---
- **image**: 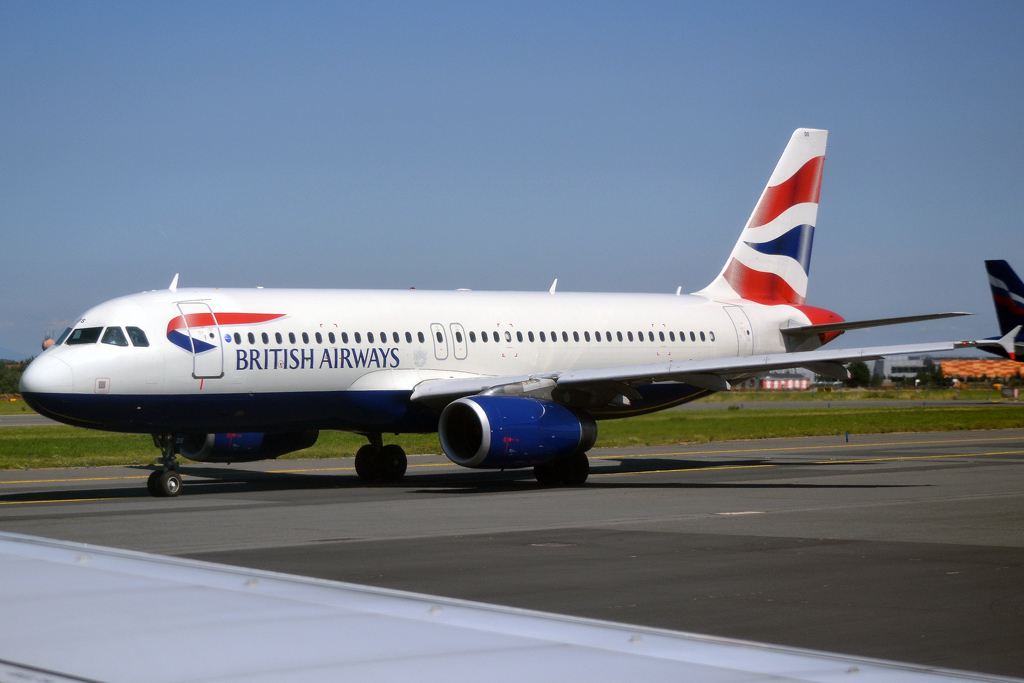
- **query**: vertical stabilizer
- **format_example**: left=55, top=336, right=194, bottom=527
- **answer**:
left=985, top=260, right=1024, bottom=336
left=697, top=129, right=827, bottom=304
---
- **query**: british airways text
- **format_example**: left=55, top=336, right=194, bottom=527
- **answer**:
left=236, top=347, right=400, bottom=370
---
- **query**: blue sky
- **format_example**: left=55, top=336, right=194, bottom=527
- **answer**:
left=2, top=2, right=1022, bottom=359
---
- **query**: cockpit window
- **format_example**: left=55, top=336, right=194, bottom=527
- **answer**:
left=55, top=327, right=72, bottom=345
left=66, top=327, right=103, bottom=345
left=101, top=327, right=129, bottom=347
left=126, top=327, right=150, bottom=347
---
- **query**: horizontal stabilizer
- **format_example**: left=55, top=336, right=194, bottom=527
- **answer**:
left=781, top=312, right=971, bottom=338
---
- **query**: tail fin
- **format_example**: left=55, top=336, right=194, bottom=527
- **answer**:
left=985, top=260, right=1024, bottom=335
left=697, top=128, right=827, bottom=304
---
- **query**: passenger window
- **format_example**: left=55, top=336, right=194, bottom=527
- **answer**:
left=528, top=331, right=535, bottom=342
left=605, top=331, right=611, bottom=341
left=248, top=332, right=256, bottom=344
left=659, top=331, right=665, bottom=342
left=481, top=331, right=488, bottom=343
left=315, top=332, right=322, bottom=344
left=127, top=327, right=150, bottom=347
left=455, top=331, right=463, bottom=343
left=469, top=331, right=477, bottom=343
left=418, top=331, right=425, bottom=343
left=101, top=327, right=129, bottom=347
left=405, top=332, right=412, bottom=343
left=710, top=331, right=715, bottom=342
left=505, top=331, right=512, bottom=342
left=627, top=331, right=633, bottom=342
left=354, top=332, right=361, bottom=344
left=56, top=327, right=72, bottom=345
left=366, top=332, right=374, bottom=343
left=638, top=331, right=644, bottom=341
left=562, top=331, right=568, bottom=342
left=690, top=331, right=696, bottom=342
left=539, top=331, right=546, bottom=342
left=289, top=332, right=297, bottom=344
left=301, top=332, right=308, bottom=344
left=436, top=331, right=443, bottom=343
left=700, top=331, right=706, bottom=342
left=550, top=331, right=557, bottom=342
left=342, top=332, right=349, bottom=343
left=66, top=327, right=103, bottom=345
left=262, top=332, right=270, bottom=344
left=669, top=331, right=675, bottom=342
left=584, top=331, right=590, bottom=342
left=393, top=332, right=400, bottom=343
left=648, top=331, right=654, bottom=342
left=275, top=332, right=283, bottom=344
left=381, top=332, right=387, bottom=343
left=594, top=331, right=600, bottom=342
left=329, top=332, right=336, bottom=344
left=516, top=331, right=523, bottom=342
left=617, top=331, right=623, bottom=342
left=233, top=332, right=241, bottom=345
left=574, top=331, right=580, bottom=342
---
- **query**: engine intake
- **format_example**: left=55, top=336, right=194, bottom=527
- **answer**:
left=438, top=396, right=596, bottom=469
left=176, top=431, right=318, bottom=463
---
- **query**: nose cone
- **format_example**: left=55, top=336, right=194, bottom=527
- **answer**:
left=20, top=355, right=73, bottom=394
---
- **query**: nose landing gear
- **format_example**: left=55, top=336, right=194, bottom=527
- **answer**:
left=354, top=434, right=408, bottom=483
left=148, top=434, right=183, bottom=497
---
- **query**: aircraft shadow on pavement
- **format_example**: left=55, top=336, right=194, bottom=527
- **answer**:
left=0, top=456, right=921, bottom=504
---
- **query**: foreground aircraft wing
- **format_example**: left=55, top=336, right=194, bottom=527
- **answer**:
left=411, top=340, right=973, bottom=402
left=0, top=531, right=1010, bottom=683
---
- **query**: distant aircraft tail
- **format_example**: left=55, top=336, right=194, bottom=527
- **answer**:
left=985, top=260, right=1024, bottom=336
left=697, top=128, right=827, bottom=304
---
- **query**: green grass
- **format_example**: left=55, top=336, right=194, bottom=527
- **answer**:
left=0, top=404, right=1021, bottom=470
left=700, top=389, right=1003, bottom=402
left=0, top=398, right=34, bottom=415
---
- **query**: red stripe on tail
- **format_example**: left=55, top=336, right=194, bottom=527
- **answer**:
left=722, top=259, right=805, bottom=305
left=748, top=156, right=824, bottom=228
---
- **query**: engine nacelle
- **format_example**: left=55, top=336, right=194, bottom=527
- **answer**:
left=176, top=431, right=319, bottom=463
left=438, top=396, right=597, bottom=469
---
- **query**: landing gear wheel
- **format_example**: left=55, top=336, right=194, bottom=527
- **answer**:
left=534, top=463, right=561, bottom=486
left=558, top=452, right=590, bottom=486
left=355, top=444, right=380, bottom=481
left=157, top=470, right=182, bottom=497
left=378, top=444, right=407, bottom=482
left=147, top=470, right=162, bottom=496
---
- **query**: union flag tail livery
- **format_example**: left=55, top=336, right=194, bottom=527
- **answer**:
left=699, top=128, right=826, bottom=305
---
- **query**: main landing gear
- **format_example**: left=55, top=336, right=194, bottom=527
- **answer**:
left=534, top=451, right=590, bottom=486
left=148, top=434, right=183, bottom=497
left=354, top=434, right=408, bottom=483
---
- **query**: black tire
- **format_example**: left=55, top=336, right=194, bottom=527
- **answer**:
left=158, top=470, right=182, bottom=497
left=147, top=470, right=162, bottom=497
left=534, top=463, right=561, bottom=486
left=378, top=444, right=408, bottom=482
left=559, top=452, right=590, bottom=486
left=354, top=444, right=379, bottom=481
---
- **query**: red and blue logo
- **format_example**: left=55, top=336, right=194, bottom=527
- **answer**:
left=166, top=313, right=285, bottom=353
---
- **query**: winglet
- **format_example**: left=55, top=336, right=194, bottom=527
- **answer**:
left=169, top=273, right=179, bottom=293
left=998, top=325, right=1021, bottom=359
left=549, top=279, right=557, bottom=295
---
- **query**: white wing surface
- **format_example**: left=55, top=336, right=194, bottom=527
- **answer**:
left=0, top=532, right=1013, bottom=683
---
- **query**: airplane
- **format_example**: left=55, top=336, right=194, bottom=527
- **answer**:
left=974, top=260, right=1024, bottom=360
left=20, top=128, right=977, bottom=497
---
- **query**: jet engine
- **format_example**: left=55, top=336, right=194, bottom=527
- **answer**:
left=438, top=396, right=596, bottom=469
left=176, top=431, right=319, bottom=463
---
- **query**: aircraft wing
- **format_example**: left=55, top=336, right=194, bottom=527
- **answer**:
left=0, top=531, right=1009, bottom=683
left=410, top=340, right=973, bottom=402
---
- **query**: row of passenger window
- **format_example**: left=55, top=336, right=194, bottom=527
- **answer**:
left=232, top=328, right=716, bottom=346
left=61, top=326, right=150, bottom=347
left=465, top=330, right=715, bottom=344
left=231, top=331, right=425, bottom=346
